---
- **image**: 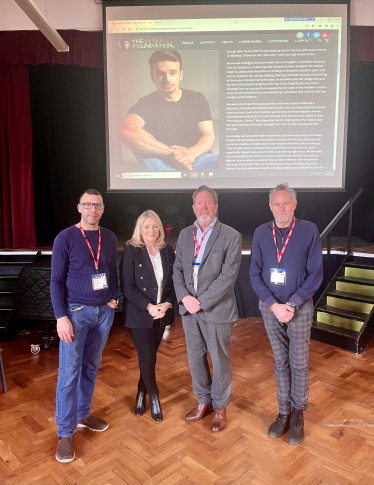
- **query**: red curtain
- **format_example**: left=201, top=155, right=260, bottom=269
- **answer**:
left=0, top=30, right=102, bottom=248
left=0, top=30, right=103, bottom=68
left=0, top=63, right=36, bottom=248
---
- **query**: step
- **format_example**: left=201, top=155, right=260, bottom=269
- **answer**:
left=0, top=310, right=12, bottom=330
left=0, top=266, right=24, bottom=277
left=0, top=254, right=37, bottom=263
left=318, top=305, right=368, bottom=321
left=316, top=310, right=364, bottom=332
left=0, top=296, right=13, bottom=309
left=311, top=321, right=360, bottom=353
left=336, top=280, right=374, bottom=298
left=0, top=280, right=16, bottom=292
left=337, top=276, right=374, bottom=286
left=345, top=262, right=374, bottom=270
left=327, top=290, right=374, bottom=304
left=312, top=320, right=359, bottom=339
left=326, top=296, right=373, bottom=315
left=345, top=265, right=374, bottom=281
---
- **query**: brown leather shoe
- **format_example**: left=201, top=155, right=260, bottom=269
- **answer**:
left=185, top=403, right=213, bottom=421
left=211, top=408, right=226, bottom=432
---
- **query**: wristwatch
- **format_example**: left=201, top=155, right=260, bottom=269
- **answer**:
left=287, top=301, right=297, bottom=309
left=109, top=299, right=119, bottom=308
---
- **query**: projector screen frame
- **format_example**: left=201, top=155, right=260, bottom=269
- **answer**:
left=103, top=0, right=351, bottom=193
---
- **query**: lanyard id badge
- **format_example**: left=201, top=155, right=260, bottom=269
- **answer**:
left=270, top=218, right=295, bottom=286
left=92, top=273, right=108, bottom=291
left=270, top=268, right=286, bottom=285
left=192, top=262, right=200, bottom=278
left=192, top=225, right=207, bottom=259
left=79, top=223, right=106, bottom=291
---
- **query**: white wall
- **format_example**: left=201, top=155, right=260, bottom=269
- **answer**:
left=0, top=0, right=103, bottom=31
left=0, top=0, right=373, bottom=31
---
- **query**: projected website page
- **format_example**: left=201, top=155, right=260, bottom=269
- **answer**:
left=105, top=4, right=348, bottom=191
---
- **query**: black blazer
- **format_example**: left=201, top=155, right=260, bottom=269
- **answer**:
left=120, top=244, right=176, bottom=328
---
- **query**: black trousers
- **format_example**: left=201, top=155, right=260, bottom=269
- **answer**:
left=129, top=322, right=166, bottom=395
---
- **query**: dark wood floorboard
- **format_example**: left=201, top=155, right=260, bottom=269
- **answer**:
left=1, top=316, right=374, bottom=484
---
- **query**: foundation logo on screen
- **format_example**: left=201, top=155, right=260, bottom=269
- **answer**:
left=122, top=38, right=175, bottom=49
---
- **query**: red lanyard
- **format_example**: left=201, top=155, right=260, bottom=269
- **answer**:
left=272, top=217, right=296, bottom=265
left=79, top=223, right=101, bottom=273
left=192, top=225, right=207, bottom=259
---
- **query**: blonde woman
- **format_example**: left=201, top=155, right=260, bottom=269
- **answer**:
left=120, top=210, right=175, bottom=421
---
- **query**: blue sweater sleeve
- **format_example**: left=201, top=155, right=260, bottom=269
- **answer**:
left=249, top=228, right=278, bottom=308
left=50, top=233, right=69, bottom=319
left=289, top=225, right=323, bottom=307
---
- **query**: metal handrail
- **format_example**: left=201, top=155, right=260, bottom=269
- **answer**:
left=320, top=187, right=363, bottom=255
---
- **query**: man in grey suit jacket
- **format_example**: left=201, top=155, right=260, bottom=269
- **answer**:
left=173, top=185, right=242, bottom=432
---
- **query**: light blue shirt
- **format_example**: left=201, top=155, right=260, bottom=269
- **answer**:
left=193, top=218, right=217, bottom=291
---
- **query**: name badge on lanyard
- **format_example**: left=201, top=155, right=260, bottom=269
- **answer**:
left=270, top=268, right=286, bottom=285
left=192, top=262, right=200, bottom=278
left=92, top=273, right=108, bottom=290
left=192, top=226, right=206, bottom=279
left=79, top=223, right=107, bottom=292
left=270, top=217, right=295, bottom=285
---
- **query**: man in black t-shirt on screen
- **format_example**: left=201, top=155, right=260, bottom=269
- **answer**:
left=122, top=50, right=219, bottom=172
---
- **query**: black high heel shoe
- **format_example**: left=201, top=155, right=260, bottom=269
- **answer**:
left=149, top=394, right=163, bottom=421
left=135, top=391, right=146, bottom=416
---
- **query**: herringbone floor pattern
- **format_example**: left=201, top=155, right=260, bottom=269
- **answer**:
left=1, top=316, right=374, bottom=484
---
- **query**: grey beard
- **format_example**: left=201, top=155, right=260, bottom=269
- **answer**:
left=197, top=215, right=214, bottom=226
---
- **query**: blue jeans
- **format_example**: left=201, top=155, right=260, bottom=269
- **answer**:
left=55, top=303, right=115, bottom=437
left=134, top=152, right=219, bottom=171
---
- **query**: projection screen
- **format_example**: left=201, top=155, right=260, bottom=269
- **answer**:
left=104, top=1, right=349, bottom=191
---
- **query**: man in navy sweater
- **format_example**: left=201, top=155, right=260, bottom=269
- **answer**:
left=51, top=189, right=118, bottom=463
left=249, top=183, right=323, bottom=445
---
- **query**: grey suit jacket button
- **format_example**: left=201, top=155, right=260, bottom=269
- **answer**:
left=139, top=264, right=142, bottom=267
left=143, top=288, right=146, bottom=291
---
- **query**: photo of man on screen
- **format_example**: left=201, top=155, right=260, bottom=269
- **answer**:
left=122, top=50, right=219, bottom=172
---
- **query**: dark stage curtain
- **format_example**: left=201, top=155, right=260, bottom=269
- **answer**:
left=0, top=30, right=103, bottom=68
left=29, top=64, right=108, bottom=240
left=351, top=26, right=374, bottom=63
left=0, top=63, right=36, bottom=248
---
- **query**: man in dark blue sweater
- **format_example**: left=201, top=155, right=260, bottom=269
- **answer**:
left=249, top=183, right=323, bottom=445
left=51, top=189, right=118, bottom=463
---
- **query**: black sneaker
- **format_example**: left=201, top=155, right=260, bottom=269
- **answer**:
left=268, top=413, right=290, bottom=438
left=287, top=408, right=304, bottom=445
left=55, top=436, right=74, bottom=463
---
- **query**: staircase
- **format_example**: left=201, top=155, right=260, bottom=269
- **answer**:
left=312, top=260, right=374, bottom=354
left=0, top=252, right=39, bottom=340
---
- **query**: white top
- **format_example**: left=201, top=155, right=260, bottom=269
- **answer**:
left=147, top=249, right=163, bottom=304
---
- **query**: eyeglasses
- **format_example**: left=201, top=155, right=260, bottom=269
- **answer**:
left=80, top=202, right=105, bottom=210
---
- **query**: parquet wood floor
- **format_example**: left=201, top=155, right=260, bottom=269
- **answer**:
left=1, top=316, right=374, bottom=485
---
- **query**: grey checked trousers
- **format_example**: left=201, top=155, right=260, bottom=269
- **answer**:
left=182, top=315, right=234, bottom=409
left=259, top=299, right=314, bottom=415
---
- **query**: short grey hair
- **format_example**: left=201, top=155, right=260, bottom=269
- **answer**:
left=192, top=185, right=218, bottom=205
left=269, top=183, right=297, bottom=204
